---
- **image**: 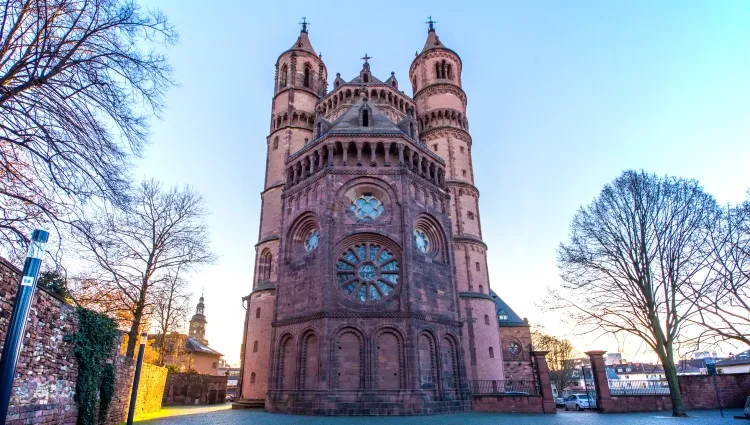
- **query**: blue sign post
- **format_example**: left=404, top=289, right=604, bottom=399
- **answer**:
left=0, top=230, right=49, bottom=424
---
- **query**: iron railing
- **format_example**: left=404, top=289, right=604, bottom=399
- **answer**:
left=468, top=380, right=539, bottom=396
left=608, top=379, right=670, bottom=395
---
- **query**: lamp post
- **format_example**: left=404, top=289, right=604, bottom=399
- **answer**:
left=0, top=229, right=49, bottom=425
left=127, top=332, right=148, bottom=425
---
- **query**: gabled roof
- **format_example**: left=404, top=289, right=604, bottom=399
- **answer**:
left=326, top=99, right=405, bottom=136
left=490, top=289, right=527, bottom=327
left=349, top=73, right=383, bottom=84
left=185, top=336, right=223, bottom=357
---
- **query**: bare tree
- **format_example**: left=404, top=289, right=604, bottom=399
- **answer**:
left=74, top=179, right=215, bottom=358
left=152, top=265, right=192, bottom=365
left=553, top=170, right=719, bottom=416
left=531, top=326, right=576, bottom=393
left=0, top=0, right=176, bottom=259
left=688, top=194, right=750, bottom=348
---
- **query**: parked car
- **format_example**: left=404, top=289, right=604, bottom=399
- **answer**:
left=555, top=397, right=565, bottom=408
left=563, top=394, right=596, bottom=411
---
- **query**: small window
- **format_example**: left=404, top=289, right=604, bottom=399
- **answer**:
left=489, top=347, right=495, bottom=359
left=478, top=284, right=484, bottom=293
left=363, top=74, right=369, bottom=83
left=484, top=314, right=490, bottom=325
left=273, top=137, right=279, bottom=150
left=460, top=146, right=465, bottom=154
left=475, top=261, right=480, bottom=271
left=253, top=341, right=258, bottom=353
left=467, top=211, right=475, bottom=220
left=250, top=372, right=256, bottom=384
left=391, top=80, right=397, bottom=87
left=279, top=65, right=288, bottom=88
left=433, top=144, right=438, bottom=151
left=362, top=109, right=369, bottom=127
left=462, top=170, right=467, bottom=177
left=255, top=308, right=261, bottom=319
left=303, top=67, right=310, bottom=88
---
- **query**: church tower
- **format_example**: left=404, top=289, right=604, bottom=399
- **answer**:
left=239, top=20, right=328, bottom=403
left=409, top=20, right=505, bottom=381
left=189, top=294, right=208, bottom=345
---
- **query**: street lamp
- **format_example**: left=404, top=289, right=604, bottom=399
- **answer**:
left=0, top=230, right=49, bottom=425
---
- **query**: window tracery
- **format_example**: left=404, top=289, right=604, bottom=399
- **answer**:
left=336, top=242, right=400, bottom=303
left=351, top=195, right=383, bottom=221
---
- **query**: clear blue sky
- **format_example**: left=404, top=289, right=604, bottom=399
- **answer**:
left=136, top=1, right=750, bottom=364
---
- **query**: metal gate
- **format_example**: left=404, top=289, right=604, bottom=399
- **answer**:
left=581, top=366, right=598, bottom=410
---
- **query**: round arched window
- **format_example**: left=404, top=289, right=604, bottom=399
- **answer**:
left=351, top=195, right=384, bottom=221
left=304, top=229, right=320, bottom=252
left=336, top=242, right=399, bottom=303
left=414, top=229, right=430, bottom=253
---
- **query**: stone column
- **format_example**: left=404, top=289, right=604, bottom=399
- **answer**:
left=585, top=350, right=614, bottom=412
left=531, top=351, right=557, bottom=414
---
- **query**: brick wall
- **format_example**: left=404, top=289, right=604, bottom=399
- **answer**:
left=608, top=373, right=750, bottom=412
left=1, top=258, right=168, bottom=424
left=162, top=372, right=227, bottom=406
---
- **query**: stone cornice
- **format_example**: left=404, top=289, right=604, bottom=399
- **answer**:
left=261, top=182, right=285, bottom=195
left=452, top=235, right=488, bottom=250
left=445, top=180, right=478, bottom=194
left=273, top=310, right=463, bottom=328
left=458, top=291, right=494, bottom=301
left=420, top=125, right=471, bottom=141
left=255, top=235, right=279, bottom=247
left=410, top=48, right=463, bottom=75
left=273, top=85, right=321, bottom=102
left=412, top=82, right=466, bottom=106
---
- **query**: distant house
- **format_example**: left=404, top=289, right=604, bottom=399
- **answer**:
left=149, top=295, right=223, bottom=375
left=611, top=361, right=703, bottom=380
left=716, top=350, right=750, bottom=375
left=217, top=363, right=241, bottom=398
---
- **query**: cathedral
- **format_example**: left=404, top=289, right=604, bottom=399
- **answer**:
left=238, top=19, right=533, bottom=415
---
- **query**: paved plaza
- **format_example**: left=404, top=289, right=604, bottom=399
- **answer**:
left=137, top=408, right=745, bottom=425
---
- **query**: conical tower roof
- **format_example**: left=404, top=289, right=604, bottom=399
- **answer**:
left=290, top=29, right=316, bottom=54
left=421, top=17, right=448, bottom=52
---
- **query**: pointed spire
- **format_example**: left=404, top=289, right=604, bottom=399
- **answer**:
left=421, top=16, right=446, bottom=52
left=289, top=18, right=316, bottom=53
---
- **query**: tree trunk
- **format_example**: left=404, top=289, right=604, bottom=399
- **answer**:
left=126, top=303, right=146, bottom=358
left=659, top=351, right=686, bottom=416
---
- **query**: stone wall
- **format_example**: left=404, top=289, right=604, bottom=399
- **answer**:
left=472, top=395, right=544, bottom=413
left=163, top=372, right=227, bottom=406
left=1, top=258, right=168, bottom=424
left=607, top=373, right=750, bottom=412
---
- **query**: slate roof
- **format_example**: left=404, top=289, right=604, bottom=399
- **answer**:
left=489, top=289, right=527, bottom=327
left=325, top=99, right=405, bottom=136
left=185, top=336, right=223, bottom=357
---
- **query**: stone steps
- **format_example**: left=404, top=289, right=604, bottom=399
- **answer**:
left=232, top=399, right=265, bottom=409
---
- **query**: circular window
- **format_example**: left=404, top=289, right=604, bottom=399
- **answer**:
left=414, top=230, right=430, bottom=253
left=336, top=243, right=400, bottom=303
left=304, top=229, right=320, bottom=252
left=508, top=341, right=521, bottom=357
left=351, top=195, right=384, bottom=221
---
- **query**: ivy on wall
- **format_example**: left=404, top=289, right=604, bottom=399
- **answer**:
left=66, top=307, right=119, bottom=425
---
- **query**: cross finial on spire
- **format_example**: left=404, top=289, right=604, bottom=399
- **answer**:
left=299, top=17, right=309, bottom=33
left=426, top=16, right=436, bottom=32
left=361, top=53, right=372, bottom=64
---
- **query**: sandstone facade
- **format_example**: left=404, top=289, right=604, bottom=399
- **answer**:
left=239, top=22, right=532, bottom=415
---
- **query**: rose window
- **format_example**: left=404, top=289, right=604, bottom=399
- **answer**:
left=351, top=195, right=384, bottom=221
left=508, top=342, right=521, bottom=357
left=304, top=229, right=320, bottom=252
left=414, top=229, right=429, bottom=253
left=336, top=243, right=400, bottom=303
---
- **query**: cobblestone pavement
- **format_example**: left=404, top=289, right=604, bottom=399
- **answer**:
left=137, top=408, right=744, bottom=425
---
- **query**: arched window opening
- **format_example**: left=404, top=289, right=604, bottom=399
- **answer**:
left=446, top=63, right=453, bottom=80
left=434, top=62, right=440, bottom=79
left=409, top=123, right=415, bottom=139
left=303, top=67, right=310, bottom=88
left=478, top=284, right=484, bottom=293
left=316, top=122, right=322, bottom=136
left=250, top=372, right=256, bottom=384
left=467, top=211, right=475, bottom=220
left=335, top=80, right=340, bottom=88
left=273, top=137, right=279, bottom=151
left=391, top=80, right=397, bottom=87
left=484, top=314, right=490, bottom=325
left=253, top=341, right=258, bottom=353
left=362, top=109, right=369, bottom=127
left=363, top=74, right=369, bottom=83
left=260, top=251, right=272, bottom=281
left=279, top=65, right=288, bottom=88
left=475, top=261, right=480, bottom=271
left=255, top=307, right=261, bottom=319
left=489, top=347, right=495, bottom=359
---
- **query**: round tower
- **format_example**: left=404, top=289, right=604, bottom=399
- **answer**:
left=188, top=294, right=207, bottom=345
left=409, top=20, right=504, bottom=381
left=239, top=20, right=327, bottom=404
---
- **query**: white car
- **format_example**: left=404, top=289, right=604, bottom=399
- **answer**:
left=563, top=394, right=596, bottom=411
